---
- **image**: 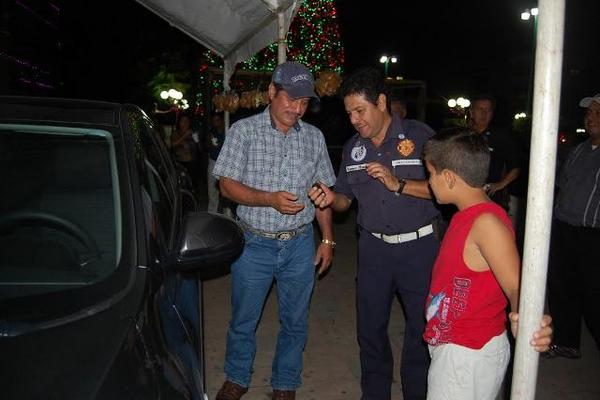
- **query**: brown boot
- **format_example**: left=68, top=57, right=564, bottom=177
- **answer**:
left=272, top=389, right=296, bottom=400
left=216, top=380, right=248, bottom=400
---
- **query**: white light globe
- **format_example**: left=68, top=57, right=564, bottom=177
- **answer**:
left=448, top=99, right=457, bottom=108
left=521, top=11, right=531, bottom=20
left=380, top=56, right=388, bottom=63
left=531, top=8, right=538, bottom=16
left=160, top=91, right=169, bottom=99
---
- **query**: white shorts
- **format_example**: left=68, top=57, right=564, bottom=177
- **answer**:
left=427, top=332, right=510, bottom=400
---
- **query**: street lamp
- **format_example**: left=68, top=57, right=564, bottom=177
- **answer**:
left=521, top=7, right=539, bottom=114
left=447, top=96, right=470, bottom=125
left=448, top=97, right=471, bottom=109
left=379, top=54, right=398, bottom=78
left=514, top=112, right=528, bottom=120
left=158, top=88, right=189, bottom=110
left=521, top=7, right=539, bottom=20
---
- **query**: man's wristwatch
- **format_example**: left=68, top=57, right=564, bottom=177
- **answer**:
left=321, top=239, right=336, bottom=248
left=394, top=178, right=407, bottom=196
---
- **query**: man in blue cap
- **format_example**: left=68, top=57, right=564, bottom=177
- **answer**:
left=213, top=61, right=336, bottom=400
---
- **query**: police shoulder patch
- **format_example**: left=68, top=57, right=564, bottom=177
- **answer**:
left=351, top=145, right=367, bottom=161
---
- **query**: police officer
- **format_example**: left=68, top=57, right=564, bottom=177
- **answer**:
left=309, top=68, right=440, bottom=400
left=469, top=94, right=522, bottom=211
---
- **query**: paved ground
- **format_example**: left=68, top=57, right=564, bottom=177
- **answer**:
left=202, top=209, right=600, bottom=399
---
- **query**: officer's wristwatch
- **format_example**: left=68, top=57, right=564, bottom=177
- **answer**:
left=394, top=178, right=407, bottom=196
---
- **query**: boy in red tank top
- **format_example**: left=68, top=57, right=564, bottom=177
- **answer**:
left=421, top=129, right=552, bottom=400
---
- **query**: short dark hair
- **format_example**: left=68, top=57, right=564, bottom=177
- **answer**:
left=176, top=113, right=192, bottom=125
left=471, top=93, right=497, bottom=110
left=423, top=128, right=490, bottom=187
left=272, top=82, right=285, bottom=94
left=390, top=97, right=406, bottom=106
left=340, top=67, right=391, bottom=112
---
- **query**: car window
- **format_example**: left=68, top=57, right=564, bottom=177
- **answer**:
left=128, top=112, right=177, bottom=252
left=0, top=124, right=121, bottom=299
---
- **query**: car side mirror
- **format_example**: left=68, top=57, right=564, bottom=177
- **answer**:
left=173, top=212, right=244, bottom=273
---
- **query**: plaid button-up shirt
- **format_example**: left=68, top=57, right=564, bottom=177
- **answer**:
left=212, top=107, right=336, bottom=232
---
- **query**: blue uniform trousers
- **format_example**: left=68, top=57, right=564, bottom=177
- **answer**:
left=357, top=228, right=439, bottom=400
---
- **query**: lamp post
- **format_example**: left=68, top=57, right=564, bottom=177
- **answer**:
left=379, top=55, right=397, bottom=78
left=521, top=7, right=539, bottom=115
left=159, top=89, right=189, bottom=110
left=447, top=97, right=471, bottom=126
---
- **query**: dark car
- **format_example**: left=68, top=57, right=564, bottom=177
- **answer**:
left=0, top=97, right=243, bottom=400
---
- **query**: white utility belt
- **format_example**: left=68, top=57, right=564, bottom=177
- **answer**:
left=370, top=224, right=434, bottom=244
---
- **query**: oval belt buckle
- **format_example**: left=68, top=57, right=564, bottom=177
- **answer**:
left=276, top=231, right=293, bottom=241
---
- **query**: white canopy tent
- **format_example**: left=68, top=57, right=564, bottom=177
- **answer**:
left=136, top=0, right=300, bottom=89
left=136, top=0, right=301, bottom=129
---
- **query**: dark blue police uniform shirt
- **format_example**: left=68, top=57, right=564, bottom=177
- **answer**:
left=481, top=126, right=522, bottom=184
left=335, top=115, right=440, bottom=234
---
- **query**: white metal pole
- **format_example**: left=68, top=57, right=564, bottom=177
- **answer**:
left=223, top=59, right=231, bottom=133
left=510, top=0, right=565, bottom=399
left=277, top=11, right=286, bottom=64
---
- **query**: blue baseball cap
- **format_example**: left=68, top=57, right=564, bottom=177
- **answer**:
left=272, top=61, right=319, bottom=100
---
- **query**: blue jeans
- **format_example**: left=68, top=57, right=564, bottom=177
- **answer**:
left=224, top=225, right=315, bottom=390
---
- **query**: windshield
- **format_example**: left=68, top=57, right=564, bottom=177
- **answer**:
left=0, top=124, right=121, bottom=299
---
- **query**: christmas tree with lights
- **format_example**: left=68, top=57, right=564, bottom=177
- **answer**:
left=196, top=0, right=345, bottom=113
left=240, top=0, right=345, bottom=73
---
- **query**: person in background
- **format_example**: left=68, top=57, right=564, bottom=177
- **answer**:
left=546, top=92, right=600, bottom=359
left=171, top=113, right=200, bottom=193
left=422, top=129, right=552, bottom=400
left=391, top=97, right=408, bottom=119
left=206, top=111, right=232, bottom=216
left=469, top=95, right=522, bottom=212
left=212, top=61, right=336, bottom=400
left=309, top=67, right=441, bottom=400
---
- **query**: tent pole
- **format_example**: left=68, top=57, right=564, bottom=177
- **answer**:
left=277, top=11, right=286, bottom=64
left=510, top=0, right=564, bottom=398
left=223, top=59, right=231, bottom=133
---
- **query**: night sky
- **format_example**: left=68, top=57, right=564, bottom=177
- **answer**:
left=334, top=0, right=600, bottom=128
left=5, top=0, right=600, bottom=131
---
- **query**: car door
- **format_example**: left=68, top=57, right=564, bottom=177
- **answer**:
left=129, top=111, right=206, bottom=400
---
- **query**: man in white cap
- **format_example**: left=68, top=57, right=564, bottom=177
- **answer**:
left=212, top=61, right=336, bottom=400
left=546, top=93, right=600, bottom=359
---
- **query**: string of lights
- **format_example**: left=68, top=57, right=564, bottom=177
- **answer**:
left=195, top=0, right=345, bottom=114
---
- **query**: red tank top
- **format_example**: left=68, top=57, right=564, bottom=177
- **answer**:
left=423, top=202, right=514, bottom=349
